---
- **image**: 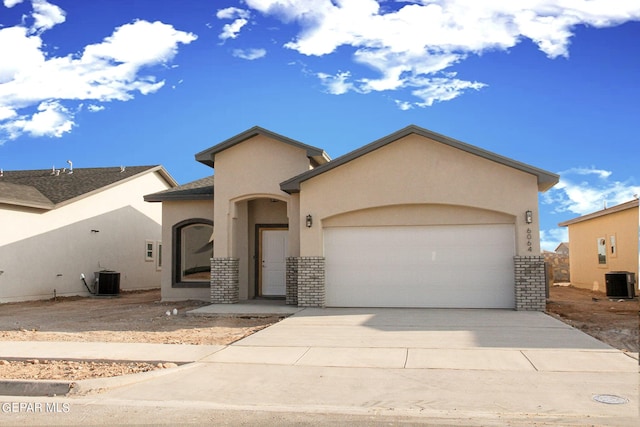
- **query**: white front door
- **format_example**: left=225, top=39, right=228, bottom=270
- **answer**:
left=261, top=229, right=288, bottom=296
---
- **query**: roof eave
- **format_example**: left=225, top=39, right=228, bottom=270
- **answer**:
left=0, top=198, right=54, bottom=210
left=144, top=193, right=213, bottom=202
left=195, top=126, right=328, bottom=168
left=558, top=199, right=639, bottom=227
left=53, top=165, right=174, bottom=209
left=281, top=125, right=559, bottom=193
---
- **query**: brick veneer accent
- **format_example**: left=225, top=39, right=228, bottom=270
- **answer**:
left=514, top=256, right=546, bottom=311
left=210, top=258, right=239, bottom=303
left=296, top=256, right=325, bottom=307
left=285, top=257, right=298, bottom=305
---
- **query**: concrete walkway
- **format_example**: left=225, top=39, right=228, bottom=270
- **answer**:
left=1, top=308, right=638, bottom=425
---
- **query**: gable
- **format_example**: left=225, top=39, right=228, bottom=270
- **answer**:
left=296, top=132, right=540, bottom=219
left=195, top=126, right=329, bottom=169
left=281, top=125, right=558, bottom=193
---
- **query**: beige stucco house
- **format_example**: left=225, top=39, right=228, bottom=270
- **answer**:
left=146, top=125, right=558, bottom=310
left=0, top=165, right=177, bottom=302
left=559, top=199, right=639, bottom=294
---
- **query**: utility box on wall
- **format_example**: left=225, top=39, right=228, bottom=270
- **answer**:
left=605, top=271, right=636, bottom=299
left=95, top=270, right=121, bottom=296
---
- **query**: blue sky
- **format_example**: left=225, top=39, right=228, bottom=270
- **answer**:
left=1, top=0, right=639, bottom=251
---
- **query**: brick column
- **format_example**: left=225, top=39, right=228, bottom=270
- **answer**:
left=286, top=257, right=299, bottom=306
left=210, top=258, right=239, bottom=304
left=514, top=256, right=546, bottom=311
left=297, top=256, right=325, bottom=307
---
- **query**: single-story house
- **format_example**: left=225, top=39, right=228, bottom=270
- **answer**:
left=0, top=165, right=177, bottom=302
left=145, top=125, right=558, bottom=310
left=559, top=198, right=639, bottom=293
left=555, top=242, right=570, bottom=255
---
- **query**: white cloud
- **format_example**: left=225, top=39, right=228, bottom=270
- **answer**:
left=540, top=227, right=569, bottom=252
left=317, top=71, right=355, bottom=95
left=219, top=18, right=248, bottom=40
left=245, top=0, right=640, bottom=108
left=0, top=2, right=196, bottom=141
left=0, top=26, right=44, bottom=83
left=232, top=48, right=267, bottom=60
left=408, top=76, right=486, bottom=107
left=216, top=7, right=250, bottom=20
left=30, top=0, right=66, bottom=34
left=87, top=104, right=104, bottom=112
left=3, top=0, right=25, bottom=7
left=217, top=7, right=251, bottom=41
left=0, top=106, right=18, bottom=121
left=543, top=167, right=640, bottom=215
left=0, top=100, right=73, bottom=138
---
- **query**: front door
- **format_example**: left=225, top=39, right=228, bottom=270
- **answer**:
left=260, top=229, right=288, bottom=296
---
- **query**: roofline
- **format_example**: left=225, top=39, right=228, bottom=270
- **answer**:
left=144, top=192, right=213, bottom=202
left=558, top=198, right=639, bottom=227
left=53, top=165, right=178, bottom=209
left=0, top=198, right=54, bottom=210
left=281, top=125, right=559, bottom=194
left=195, top=126, right=330, bottom=168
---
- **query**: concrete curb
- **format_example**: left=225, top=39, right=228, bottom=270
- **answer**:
left=69, top=362, right=199, bottom=396
left=0, top=379, right=73, bottom=397
left=0, top=362, right=199, bottom=397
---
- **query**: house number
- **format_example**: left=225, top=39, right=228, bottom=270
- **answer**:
left=526, top=228, right=532, bottom=252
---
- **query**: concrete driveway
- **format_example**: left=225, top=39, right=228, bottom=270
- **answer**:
left=204, top=308, right=634, bottom=371
left=85, top=307, right=637, bottom=426
left=3, top=307, right=636, bottom=425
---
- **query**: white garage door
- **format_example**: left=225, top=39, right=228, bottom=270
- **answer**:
left=324, top=224, right=516, bottom=308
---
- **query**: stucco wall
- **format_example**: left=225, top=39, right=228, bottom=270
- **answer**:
left=160, top=199, right=213, bottom=302
left=0, top=171, right=170, bottom=302
left=209, top=135, right=312, bottom=300
left=298, top=133, right=540, bottom=257
left=567, top=206, right=638, bottom=292
left=212, top=135, right=310, bottom=259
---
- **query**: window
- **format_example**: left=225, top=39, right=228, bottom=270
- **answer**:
left=609, top=234, right=617, bottom=258
left=156, top=242, right=163, bottom=270
left=173, top=219, right=213, bottom=287
left=597, top=237, right=607, bottom=265
left=145, top=240, right=154, bottom=261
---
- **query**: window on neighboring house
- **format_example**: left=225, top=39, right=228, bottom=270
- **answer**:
left=173, top=219, right=213, bottom=287
left=597, top=237, right=607, bottom=265
left=609, top=234, right=617, bottom=258
left=156, top=242, right=163, bottom=270
left=145, top=240, right=154, bottom=261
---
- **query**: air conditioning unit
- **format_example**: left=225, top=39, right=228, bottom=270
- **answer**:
left=605, top=272, right=636, bottom=299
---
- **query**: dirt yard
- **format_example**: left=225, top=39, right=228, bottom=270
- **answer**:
left=0, top=290, right=281, bottom=380
left=1, top=286, right=637, bottom=381
left=546, top=284, right=638, bottom=354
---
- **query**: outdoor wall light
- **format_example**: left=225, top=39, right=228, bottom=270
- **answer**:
left=525, top=210, right=533, bottom=224
left=306, top=214, right=313, bottom=228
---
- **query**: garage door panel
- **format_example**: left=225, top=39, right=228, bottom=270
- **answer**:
left=324, top=225, right=515, bottom=308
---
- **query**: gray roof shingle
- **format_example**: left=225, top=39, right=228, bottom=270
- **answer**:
left=0, top=166, right=169, bottom=209
left=144, top=176, right=214, bottom=202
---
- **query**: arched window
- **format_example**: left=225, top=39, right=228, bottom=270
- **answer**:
left=172, top=219, right=213, bottom=287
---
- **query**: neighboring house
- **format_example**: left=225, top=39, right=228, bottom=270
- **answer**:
left=145, top=125, right=558, bottom=310
left=0, top=165, right=177, bottom=303
left=555, top=242, right=570, bottom=255
left=559, top=199, right=639, bottom=293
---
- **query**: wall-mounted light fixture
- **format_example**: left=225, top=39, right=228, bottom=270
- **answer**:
left=525, top=210, right=533, bottom=224
left=305, top=214, right=313, bottom=228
